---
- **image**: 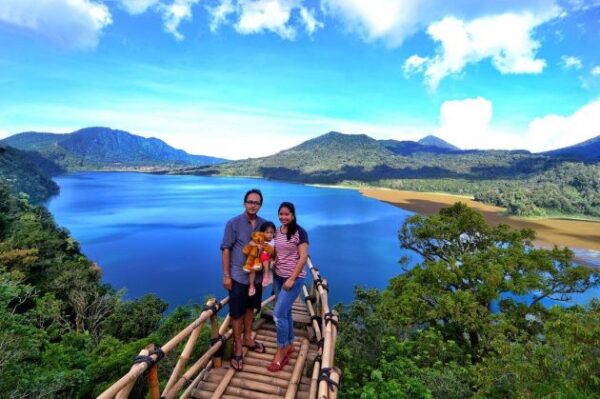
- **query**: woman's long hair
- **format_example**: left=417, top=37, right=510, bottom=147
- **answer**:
left=278, top=202, right=297, bottom=241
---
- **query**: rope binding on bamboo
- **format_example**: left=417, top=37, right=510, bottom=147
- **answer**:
left=132, top=345, right=164, bottom=367
left=323, top=312, right=338, bottom=327
left=318, top=367, right=340, bottom=391
left=203, top=301, right=223, bottom=314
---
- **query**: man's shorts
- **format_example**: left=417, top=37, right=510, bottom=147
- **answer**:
left=229, top=279, right=262, bottom=319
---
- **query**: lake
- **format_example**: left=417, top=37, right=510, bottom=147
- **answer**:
left=47, top=172, right=411, bottom=307
left=46, top=172, right=598, bottom=309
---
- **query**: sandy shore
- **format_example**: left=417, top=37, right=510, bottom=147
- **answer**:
left=360, top=188, right=600, bottom=254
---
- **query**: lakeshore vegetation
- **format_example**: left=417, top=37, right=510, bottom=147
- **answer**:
left=336, top=203, right=600, bottom=399
left=0, top=183, right=212, bottom=397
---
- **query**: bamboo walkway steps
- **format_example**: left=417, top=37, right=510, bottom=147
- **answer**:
left=98, top=258, right=340, bottom=399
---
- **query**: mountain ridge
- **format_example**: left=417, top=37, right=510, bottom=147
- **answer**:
left=1, top=127, right=227, bottom=171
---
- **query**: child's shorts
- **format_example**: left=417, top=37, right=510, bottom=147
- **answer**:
left=259, top=252, right=270, bottom=263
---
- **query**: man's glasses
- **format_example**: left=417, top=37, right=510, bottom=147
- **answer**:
left=245, top=200, right=262, bottom=206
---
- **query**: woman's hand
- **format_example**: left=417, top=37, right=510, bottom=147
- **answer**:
left=283, top=277, right=296, bottom=290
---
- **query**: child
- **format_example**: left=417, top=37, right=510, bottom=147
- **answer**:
left=249, top=222, right=276, bottom=296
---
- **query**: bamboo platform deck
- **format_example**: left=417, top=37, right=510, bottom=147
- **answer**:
left=98, top=259, right=340, bottom=399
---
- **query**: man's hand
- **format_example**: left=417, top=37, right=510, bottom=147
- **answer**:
left=223, top=276, right=232, bottom=290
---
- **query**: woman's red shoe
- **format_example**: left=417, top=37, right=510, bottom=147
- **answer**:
left=267, top=359, right=284, bottom=372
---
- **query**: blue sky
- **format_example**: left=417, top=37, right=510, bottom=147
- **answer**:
left=0, top=0, right=599, bottom=159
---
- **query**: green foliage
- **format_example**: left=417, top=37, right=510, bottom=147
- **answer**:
left=0, top=146, right=59, bottom=203
left=337, top=203, right=600, bottom=398
left=0, top=185, right=210, bottom=398
left=102, top=293, right=168, bottom=341
left=474, top=163, right=600, bottom=217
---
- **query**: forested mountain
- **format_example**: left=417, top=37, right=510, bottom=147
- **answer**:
left=0, top=145, right=60, bottom=202
left=542, top=135, right=600, bottom=161
left=417, top=134, right=460, bottom=150
left=174, top=131, right=599, bottom=218
left=176, top=131, right=555, bottom=182
left=1, top=127, right=227, bottom=170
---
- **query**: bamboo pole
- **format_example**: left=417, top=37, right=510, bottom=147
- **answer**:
left=99, top=297, right=228, bottom=399
left=147, top=364, right=160, bottom=399
left=180, top=361, right=213, bottom=399
left=163, top=329, right=233, bottom=399
left=165, top=297, right=271, bottom=399
left=309, top=350, right=321, bottom=399
left=210, top=303, right=223, bottom=368
left=317, top=312, right=338, bottom=399
left=285, top=338, right=310, bottom=399
left=114, top=347, right=147, bottom=399
left=209, top=332, right=257, bottom=399
left=302, top=285, right=322, bottom=342
left=328, top=367, right=341, bottom=399
left=163, top=300, right=213, bottom=396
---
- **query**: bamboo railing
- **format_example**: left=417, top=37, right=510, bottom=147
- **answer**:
left=98, top=257, right=340, bottom=399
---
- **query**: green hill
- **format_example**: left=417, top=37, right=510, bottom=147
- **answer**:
left=177, top=131, right=554, bottom=182
left=1, top=127, right=228, bottom=171
left=172, top=131, right=599, bottom=218
left=542, top=135, right=600, bottom=161
left=0, top=145, right=60, bottom=202
left=417, top=134, right=460, bottom=150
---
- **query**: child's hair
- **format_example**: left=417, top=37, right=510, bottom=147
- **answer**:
left=260, top=221, right=276, bottom=233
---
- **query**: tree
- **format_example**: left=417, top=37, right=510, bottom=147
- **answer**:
left=388, top=202, right=598, bottom=360
left=336, top=203, right=600, bottom=398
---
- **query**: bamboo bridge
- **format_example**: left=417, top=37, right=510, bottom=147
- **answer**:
left=98, top=258, right=341, bottom=399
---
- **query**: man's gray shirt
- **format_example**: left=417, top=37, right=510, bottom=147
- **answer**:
left=220, top=213, right=266, bottom=285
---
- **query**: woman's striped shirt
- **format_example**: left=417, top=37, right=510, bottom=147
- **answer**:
left=273, top=225, right=309, bottom=278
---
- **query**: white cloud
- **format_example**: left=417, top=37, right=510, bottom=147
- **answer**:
left=321, top=0, right=560, bottom=47
left=562, top=55, right=583, bottom=70
left=321, top=0, right=421, bottom=47
left=433, top=97, right=600, bottom=152
left=299, top=7, right=323, bottom=35
left=235, top=0, right=297, bottom=39
left=402, top=55, right=428, bottom=76
left=406, top=9, right=561, bottom=90
left=592, top=66, right=600, bottom=75
left=0, top=0, right=112, bottom=49
left=526, top=100, right=600, bottom=152
left=206, top=0, right=322, bottom=40
left=434, top=97, right=496, bottom=149
left=159, top=0, right=200, bottom=40
left=120, top=0, right=160, bottom=14
left=207, top=0, right=235, bottom=32
left=119, top=0, right=199, bottom=39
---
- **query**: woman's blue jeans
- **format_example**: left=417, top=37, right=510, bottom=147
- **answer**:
left=273, top=273, right=305, bottom=348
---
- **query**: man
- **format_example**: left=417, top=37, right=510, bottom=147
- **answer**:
left=221, top=188, right=267, bottom=371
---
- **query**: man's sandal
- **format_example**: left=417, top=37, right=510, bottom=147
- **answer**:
left=230, top=354, right=243, bottom=371
left=243, top=341, right=266, bottom=353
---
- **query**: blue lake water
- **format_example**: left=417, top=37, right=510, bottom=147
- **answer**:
left=46, top=172, right=598, bottom=310
left=46, top=172, right=413, bottom=307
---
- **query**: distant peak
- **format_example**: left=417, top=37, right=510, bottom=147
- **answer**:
left=417, top=135, right=460, bottom=150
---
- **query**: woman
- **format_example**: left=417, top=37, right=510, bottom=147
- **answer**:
left=267, top=202, right=309, bottom=372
